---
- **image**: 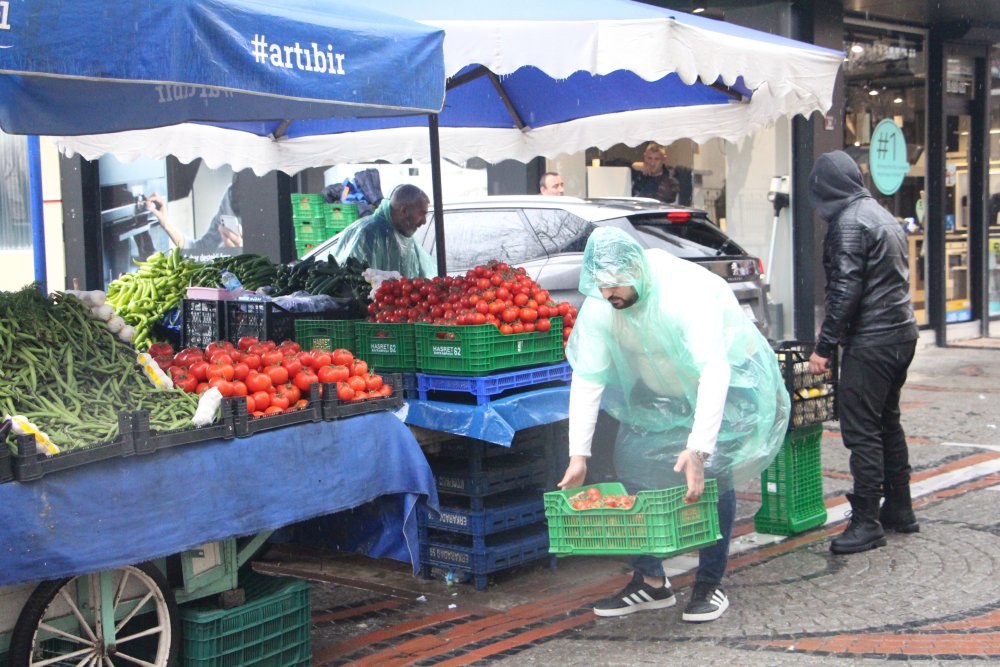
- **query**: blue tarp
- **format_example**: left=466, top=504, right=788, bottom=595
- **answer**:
left=0, top=0, right=445, bottom=136
left=0, top=412, right=438, bottom=587
left=402, top=386, right=570, bottom=446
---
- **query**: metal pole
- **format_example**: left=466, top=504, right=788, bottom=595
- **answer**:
left=27, top=135, right=47, bottom=294
left=428, top=114, right=447, bottom=277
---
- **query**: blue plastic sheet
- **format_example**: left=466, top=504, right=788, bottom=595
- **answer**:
left=402, top=386, right=570, bottom=446
left=0, top=412, right=438, bottom=587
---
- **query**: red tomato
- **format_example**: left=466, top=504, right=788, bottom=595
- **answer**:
left=278, top=341, right=301, bottom=354
left=513, top=293, right=529, bottom=307
left=251, top=390, right=271, bottom=411
left=233, top=362, right=250, bottom=381
left=318, top=365, right=350, bottom=384
left=281, top=357, right=302, bottom=378
left=499, top=324, right=514, bottom=335
left=245, top=371, right=272, bottom=393
left=262, top=350, right=284, bottom=367
left=208, top=377, right=234, bottom=397
left=347, top=375, right=367, bottom=393
left=519, top=307, right=538, bottom=323
left=231, top=381, right=249, bottom=397
left=536, top=318, right=552, bottom=333
left=264, top=365, right=289, bottom=386
left=336, top=382, right=355, bottom=401
left=377, top=384, right=393, bottom=397
left=279, top=382, right=301, bottom=405
left=294, top=371, right=319, bottom=392
left=364, top=373, right=384, bottom=391
left=587, top=487, right=602, bottom=501
left=148, top=342, right=175, bottom=358
left=209, top=352, right=234, bottom=365
left=242, top=353, right=262, bottom=371
left=294, top=399, right=310, bottom=410
left=173, top=372, right=198, bottom=393
left=195, top=382, right=210, bottom=394
left=350, top=359, right=369, bottom=376
left=501, top=307, right=519, bottom=323
left=188, top=360, right=210, bottom=381
left=511, top=322, right=524, bottom=334
left=269, top=395, right=290, bottom=411
left=206, top=363, right=235, bottom=381
left=311, top=351, right=333, bottom=368
left=244, top=395, right=256, bottom=413
left=331, top=348, right=354, bottom=367
left=237, top=336, right=259, bottom=351
left=264, top=405, right=284, bottom=415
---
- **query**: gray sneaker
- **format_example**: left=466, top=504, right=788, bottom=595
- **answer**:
left=682, top=582, right=729, bottom=622
left=593, top=572, right=677, bottom=617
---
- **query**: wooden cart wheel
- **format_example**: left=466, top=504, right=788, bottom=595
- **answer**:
left=8, top=562, right=180, bottom=667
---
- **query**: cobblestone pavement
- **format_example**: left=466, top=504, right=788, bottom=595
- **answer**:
left=254, top=343, right=1000, bottom=665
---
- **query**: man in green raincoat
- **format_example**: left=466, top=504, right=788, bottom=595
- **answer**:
left=328, top=184, right=435, bottom=278
left=558, top=227, right=789, bottom=622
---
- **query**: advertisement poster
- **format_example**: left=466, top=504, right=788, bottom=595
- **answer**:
left=98, top=157, right=248, bottom=287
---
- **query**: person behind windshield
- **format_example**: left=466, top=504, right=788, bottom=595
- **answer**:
left=558, top=226, right=788, bottom=623
left=539, top=172, right=565, bottom=195
left=327, top=184, right=435, bottom=278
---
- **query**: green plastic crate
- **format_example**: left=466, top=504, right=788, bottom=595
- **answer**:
left=544, top=480, right=720, bottom=557
left=754, top=423, right=827, bottom=536
left=323, top=202, right=359, bottom=231
left=354, top=321, right=416, bottom=371
left=414, top=317, right=565, bottom=376
left=180, top=573, right=311, bottom=667
left=292, top=218, right=327, bottom=239
left=294, top=318, right=359, bottom=352
left=290, top=193, right=325, bottom=218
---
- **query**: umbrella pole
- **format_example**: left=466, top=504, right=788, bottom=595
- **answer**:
left=27, top=136, right=47, bottom=294
left=428, top=114, right=447, bottom=277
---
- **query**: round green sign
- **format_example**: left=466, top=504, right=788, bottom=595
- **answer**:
left=869, top=119, right=909, bottom=195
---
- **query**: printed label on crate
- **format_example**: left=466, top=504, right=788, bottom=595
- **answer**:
left=679, top=506, right=703, bottom=523
left=516, top=341, right=524, bottom=353
left=369, top=342, right=398, bottom=354
left=767, top=482, right=778, bottom=493
left=428, top=546, right=469, bottom=566
left=436, top=511, right=469, bottom=528
left=431, top=344, right=462, bottom=357
left=437, top=476, right=465, bottom=490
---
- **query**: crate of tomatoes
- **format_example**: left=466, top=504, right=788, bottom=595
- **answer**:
left=365, top=261, right=576, bottom=376
left=543, top=481, right=721, bottom=557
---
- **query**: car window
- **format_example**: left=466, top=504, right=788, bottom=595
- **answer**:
left=420, top=209, right=547, bottom=269
left=523, top=208, right=597, bottom=254
left=627, top=214, right=746, bottom=258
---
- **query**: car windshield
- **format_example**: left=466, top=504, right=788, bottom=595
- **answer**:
left=627, top=214, right=746, bottom=259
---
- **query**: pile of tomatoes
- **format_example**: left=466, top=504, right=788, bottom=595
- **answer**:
left=367, top=261, right=577, bottom=342
left=148, top=337, right=392, bottom=418
left=567, top=487, right=637, bottom=511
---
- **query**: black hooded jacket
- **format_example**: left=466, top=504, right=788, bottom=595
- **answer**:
left=808, top=150, right=918, bottom=358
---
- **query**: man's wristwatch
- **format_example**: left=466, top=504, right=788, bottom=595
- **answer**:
left=689, top=449, right=711, bottom=464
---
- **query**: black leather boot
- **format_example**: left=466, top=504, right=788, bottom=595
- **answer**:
left=830, top=494, right=887, bottom=554
left=880, top=483, right=919, bottom=533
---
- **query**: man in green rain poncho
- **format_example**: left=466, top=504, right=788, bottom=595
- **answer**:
left=328, top=184, right=436, bottom=278
left=558, top=227, right=789, bottom=623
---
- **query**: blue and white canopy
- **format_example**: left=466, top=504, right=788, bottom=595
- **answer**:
left=55, top=0, right=843, bottom=174
left=0, top=0, right=446, bottom=135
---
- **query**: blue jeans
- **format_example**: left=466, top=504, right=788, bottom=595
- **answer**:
left=631, top=488, right=737, bottom=586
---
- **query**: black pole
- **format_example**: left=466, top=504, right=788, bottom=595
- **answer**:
left=428, top=114, right=447, bottom=277
left=926, top=30, right=946, bottom=346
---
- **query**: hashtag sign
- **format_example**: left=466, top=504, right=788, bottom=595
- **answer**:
left=251, top=34, right=269, bottom=63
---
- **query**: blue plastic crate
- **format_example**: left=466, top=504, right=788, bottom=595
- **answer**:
left=420, top=526, right=551, bottom=590
left=416, top=362, right=572, bottom=405
left=420, top=495, right=546, bottom=542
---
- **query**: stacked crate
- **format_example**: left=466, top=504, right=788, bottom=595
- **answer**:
left=754, top=341, right=838, bottom=536
left=290, top=194, right=328, bottom=258
left=419, top=424, right=557, bottom=591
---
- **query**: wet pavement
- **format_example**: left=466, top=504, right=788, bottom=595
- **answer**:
left=253, top=340, right=1000, bottom=665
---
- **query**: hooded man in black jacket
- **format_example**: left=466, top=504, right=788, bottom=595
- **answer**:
left=807, top=150, right=920, bottom=555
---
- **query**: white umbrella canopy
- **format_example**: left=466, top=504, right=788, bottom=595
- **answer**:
left=57, top=0, right=843, bottom=175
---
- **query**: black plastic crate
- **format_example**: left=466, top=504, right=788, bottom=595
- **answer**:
left=420, top=525, right=551, bottom=591
left=431, top=455, right=547, bottom=497
left=434, top=423, right=559, bottom=461
left=231, top=385, right=322, bottom=437
left=132, top=401, right=236, bottom=455
left=181, top=299, right=227, bottom=348
left=320, top=373, right=404, bottom=420
left=0, top=444, right=13, bottom=484
left=225, top=300, right=298, bottom=345
left=416, top=362, right=572, bottom=405
left=773, top=340, right=838, bottom=429
left=11, top=413, right=133, bottom=482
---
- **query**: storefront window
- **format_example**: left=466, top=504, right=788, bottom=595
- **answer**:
left=843, top=24, right=928, bottom=324
left=0, top=129, right=31, bottom=251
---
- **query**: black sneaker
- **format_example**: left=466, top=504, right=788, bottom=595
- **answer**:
left=682, top=582, right=729, bottom=622
left=593, top=572, right=676, bottom=617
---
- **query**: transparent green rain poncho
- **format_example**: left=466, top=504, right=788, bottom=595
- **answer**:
left=328, top=199, right=435, bottom=278
left=566, top=227, right=790, bottom=491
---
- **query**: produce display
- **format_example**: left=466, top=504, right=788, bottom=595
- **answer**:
left=271, top=254, right=371, bottom=301
left=187, top=254, right=279, bottom=292
left=367, top=261, right=577, bottom=341
left=0, top=287, right=198, bottom=454
left=151, top=338, right=393, bottom=415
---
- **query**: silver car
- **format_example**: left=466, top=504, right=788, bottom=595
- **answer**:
left=308, top=195, right=770, bottom=337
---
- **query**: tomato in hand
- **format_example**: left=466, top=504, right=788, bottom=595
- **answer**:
left=587, top=487, right=602, bottom=501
